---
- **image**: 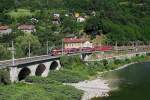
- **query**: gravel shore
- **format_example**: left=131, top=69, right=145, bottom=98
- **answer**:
left=64, top=63, right=137, bottom=100
left=64, top=79, right=111, bottom=100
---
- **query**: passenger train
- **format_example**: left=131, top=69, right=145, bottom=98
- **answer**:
left=50, top=46, right=113, bottom=56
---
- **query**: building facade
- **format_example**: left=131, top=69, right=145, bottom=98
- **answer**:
left=64, top=37, right=93, bottom=49
left=64, top=37, right=85, bottom=49
left=0, top=25, right=12, bottom=36
left=18, top=24, right=36, bottom=33
left=83, top=41, right=93, bottom=48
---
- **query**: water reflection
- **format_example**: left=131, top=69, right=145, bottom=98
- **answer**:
left=93, top=62, right=150, bottom=100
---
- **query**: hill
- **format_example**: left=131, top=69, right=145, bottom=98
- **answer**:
left=0, top=0, right=150, bottom=59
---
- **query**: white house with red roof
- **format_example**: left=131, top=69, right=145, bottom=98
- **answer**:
left=52, top=14, right=61, bottom=24
left=83, top=41, right=93, bottom=48
left=64, top=37, right=85, bottom=49
left=63, top=37, right=93, bottom=49
left=18, top=24, right=36, bottom=33
left=0, top=25, right=12, bottom=36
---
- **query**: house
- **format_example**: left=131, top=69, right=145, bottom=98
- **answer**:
left=65, top=14, right=69, bottom=17
left=75, top=12, right=80, bottom=18
left=63, top=37, right=85, bottom=49
left=54, top=14, right=60, bottom=18
left=77, top=17, right=86, bottom=22
left=83, top=41, right=93, bottom=48
left=30, top=18, right=39, bottom=23
left=0, top=25, right=12, bottom=36
left=91, top=11, right=96, bottom=16
left=18, top=24, right=36, bottom=33
left=52, top=14, right=61, bottom=24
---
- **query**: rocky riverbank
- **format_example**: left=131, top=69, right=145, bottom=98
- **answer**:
left=64, top=78, right=111, bottom=100
left=64, top=62, right=137, bottom=100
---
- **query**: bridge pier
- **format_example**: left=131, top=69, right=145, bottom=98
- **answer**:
left=41, top=62, right=51, bottom=77
left=81, top=53, right=93, bottom=61
left=54, top=60, right=61, bottom=70
left=9, top=67, right=19, bottom=82
left=28, top=64, right=38, bottom=76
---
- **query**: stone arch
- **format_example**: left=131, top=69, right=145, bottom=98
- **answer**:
left=35, top=64, right=46, bottom=76
left=18, top=67, right=31, bottom=81
left=50, top=61, right=58, bottom=70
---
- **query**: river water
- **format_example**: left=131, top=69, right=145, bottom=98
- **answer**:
left=93, top=61, right=150, bottom=100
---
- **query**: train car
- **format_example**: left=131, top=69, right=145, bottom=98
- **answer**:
left=81, top=47, right=94, bottom=52
left=64, top=48, right=79, bottom=54
left=50, top=49, right=62, bottom=56
left=94, top=46, right=113, bottom=51
left=101, top=46, right=113, bottom=51
left=51, top=48, right=80, bottom=56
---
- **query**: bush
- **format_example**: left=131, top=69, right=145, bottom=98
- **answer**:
left=125, top=58, right=131, bottom=63
left=0, top=69, right=10, bottom=85
left=86, top=62, right=105, bottom=75
left=25, top=76, right=60, bottom=85
left=25, top=76, right=83, bottom=100
left=114, top=59, right=122, bottom=65
left=101, top=59, right=108, bottom=66
left=60, top=55, right=82, bottom=69
left=0, top=44, right=11, bottom=60
left=48, top=70, right=87, bottom=83
left=0, top=83, right=82, bottom=100
left=42, top=84, right=83, bottom=100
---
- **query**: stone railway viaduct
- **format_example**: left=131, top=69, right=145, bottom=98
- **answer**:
left=0, top=56, right=62, bottom=82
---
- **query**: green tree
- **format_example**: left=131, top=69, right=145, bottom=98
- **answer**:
left=84, top=16, right=103, bottom=36
left=0, top=44, right=11, bottom=60
left=15, top=34, right=41, bottom=57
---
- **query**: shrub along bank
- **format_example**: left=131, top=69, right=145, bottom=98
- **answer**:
left=0, top=68, right=10, bottom=85
left=0, top=54, right=150, bottom=100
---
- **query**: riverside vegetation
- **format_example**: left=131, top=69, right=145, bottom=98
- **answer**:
left=0, top=54, right=150, bottom=100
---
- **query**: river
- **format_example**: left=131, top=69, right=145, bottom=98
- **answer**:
left=92, top=61, right=150, bottom=100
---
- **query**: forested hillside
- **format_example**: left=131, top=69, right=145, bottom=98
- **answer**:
left=1, top=0, right=150, bottom=42
left=0, top=0, right=150, bottom=59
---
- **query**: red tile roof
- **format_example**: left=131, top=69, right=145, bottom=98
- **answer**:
left=18, top=24, right=35, bottom=30
left=0, top=25, right=10, bottom=30
left=64, top=38, right=85, bottom=43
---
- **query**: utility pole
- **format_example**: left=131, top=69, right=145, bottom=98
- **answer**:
left=11, top=41, right=15, bottom=66
left=132, top=41, right=134, bottom=47
left=115, top=41, right=118, bottom=48
left=149, top=41, right=150, bottom=51
left=115, top=41, right=118, bottom=54
left=47, top=41, right=49, bottom=55
left=81, top=43, right=83, bottom=53
left=62, top=39, right=64, bottom=56
left=136, top=41, right=138, bottom=52
left=28, top=41, right=31, bottom=57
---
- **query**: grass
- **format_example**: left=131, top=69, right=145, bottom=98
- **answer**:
left=6, top=9, right=36, bottom=19
left=0, top=83, right=53, bottom=100
left=0, top=77, right=83, bottom=100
